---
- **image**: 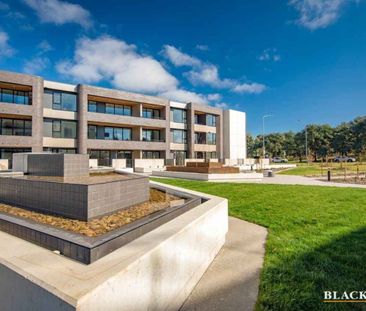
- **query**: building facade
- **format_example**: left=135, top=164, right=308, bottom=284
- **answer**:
left=0, top=70, right=246, bottom=168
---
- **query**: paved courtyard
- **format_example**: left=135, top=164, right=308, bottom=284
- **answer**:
left=181, top=217, right=267, bottom=311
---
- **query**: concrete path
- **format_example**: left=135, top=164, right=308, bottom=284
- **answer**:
left=228, top=174, right=366, bottom=189
left=180, top=217, right=267, bottom=311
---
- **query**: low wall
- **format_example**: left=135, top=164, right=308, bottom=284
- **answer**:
left=112, top=159, right=126, bottom=169
left=89, top=159, right=98, bottom=168
left=134, top=159, right=165, bottom=173
left=153, top=170, right=263, bottom=181
left=0, top=182, right=228, bottom=311
left=0, top=159, right=8, bottom=171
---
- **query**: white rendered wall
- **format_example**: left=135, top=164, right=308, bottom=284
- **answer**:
left=223, top=110, right=247, bottom=160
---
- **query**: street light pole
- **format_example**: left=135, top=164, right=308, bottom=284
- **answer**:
left=262, top=115, right=272, bottom=159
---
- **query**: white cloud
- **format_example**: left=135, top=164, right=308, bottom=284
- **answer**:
left=24, top=57, right=49, bottom=74
left=23, top=0, right=92, bottom=28
left=214, top=102, right=229, bottom=109
left=162, top=45, right=201, bottom=67
left=57, top=35, right=213, bottom=105
left=159, top=89, right=208, bottom=105
left=58, top=36, right=178, bottom=93
left=196, top=44, right=209, bottom=51
left=207, top=93, right=222, bottom=101
left=289, top=0, right=355, bottom=30
left=37, top=40, right=53, bottom=53
left=232, top=83, right=266, bottom=94
left=259, top=48, right=281, bottom=62
left=0, top=31, right=14, bottom=58
left=163, top=45, right=266, bottom=94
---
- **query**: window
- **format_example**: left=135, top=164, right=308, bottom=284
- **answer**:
left=43, top=119, right=77, bottom=139
left=14, top=91, right=29, bottom=105
left=123, top=105, right=132, bottom=116
left=0, top=88, right=31, bottom=105
left=143, top=108, right=161, bottom=119
left=142, top=129, right=161, bottom=142
left=123, top=128, right=131, bottom=140
left=88, top=101, right=97, bottom=112
left=1, top=119, right=13, bottom=135
left=88, top=100, right=132, bottom=116
left=88, top=125, right=132, bottom=141
left=207, top=132, right=216, bottom=145
left=142, top=151, right=161, bottom=159
left=0, top=118, right=32, bottom=136
left=114, top=128, right=123, bottom=140
left=44, top=90, right=77, bottom=112
left=52, top=120, right=61, bottom=138
left=2, top=89, right=13, bottom=103
left=194, top=132, right=206, bottom=144
left=104, top=127, right=114, bottom=140
left=88, top=125, right=97, bottom=139
left=14, top=120, right=25, bottom=136
left=62, top=121, right=77, bottom=139
left=206, top=114, right=216, bottom=127
left=114, top=105, right=124, bottom=115
left=195, top=114, right=206, bottom=125
left=106, top=103, right=114, bottom=114
left=171, top=129, right=187, bottom=144
left=170, top=108, right=187, bottom=123
left=97, top=102, right=106, bottom=113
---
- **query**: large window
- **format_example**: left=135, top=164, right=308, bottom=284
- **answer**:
left=0, top=88, right=31, bottom=105
left=171, top=129, right=187, bottom=144
left=88, top=125, right=132, bottom=141
left=206, top=114, right=217, bottom=127
left=142, top=108, right=161, bottom=119
left=142, top=151, right=161, bottom=159
left=88, top=100, right=132, bottom=117
left=142, top=129, right=162, bottom=142
left=207, top=132, right=216, bottom=145
left=194, top=132, right=206, bottom=144
left=0, top=118, right=31, bottom=136
left=170, top=108, right=187, bottom=123
left=43, top=89, right=77, bottom=112
left=194, top=132, right=216, bottom=145
left=43, top=119, right=77, bottom=139
left=194, top=113, right=216, bottom=126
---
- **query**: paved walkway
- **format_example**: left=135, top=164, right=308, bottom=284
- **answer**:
left=181, top=217, right=267, bottom=311
left=230, top=174, right=366, bottom=189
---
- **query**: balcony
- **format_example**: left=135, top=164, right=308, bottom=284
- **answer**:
left=87, top=112, right=167, bottom=128
left=87, top=138, right=167, bottom=151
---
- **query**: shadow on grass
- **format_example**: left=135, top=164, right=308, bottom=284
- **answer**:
left=258, top=227, right=366, bottom=311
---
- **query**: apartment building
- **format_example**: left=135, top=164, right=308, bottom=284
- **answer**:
left=0, top=70, right=246, bottom=168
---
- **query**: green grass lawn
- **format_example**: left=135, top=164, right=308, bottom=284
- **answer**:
left=151, top=178, right=366, bottom=311
left=279, top=162, right=366, bottom=177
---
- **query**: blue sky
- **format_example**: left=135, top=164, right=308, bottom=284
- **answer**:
left=0, top=0, right=365, bottom=135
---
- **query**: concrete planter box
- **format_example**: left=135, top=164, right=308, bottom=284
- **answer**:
left=0, top=182, right=228, bottom=311
left=0, top=173, right=149, bottom=221
left=0, top=185, right=202, bottom=264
